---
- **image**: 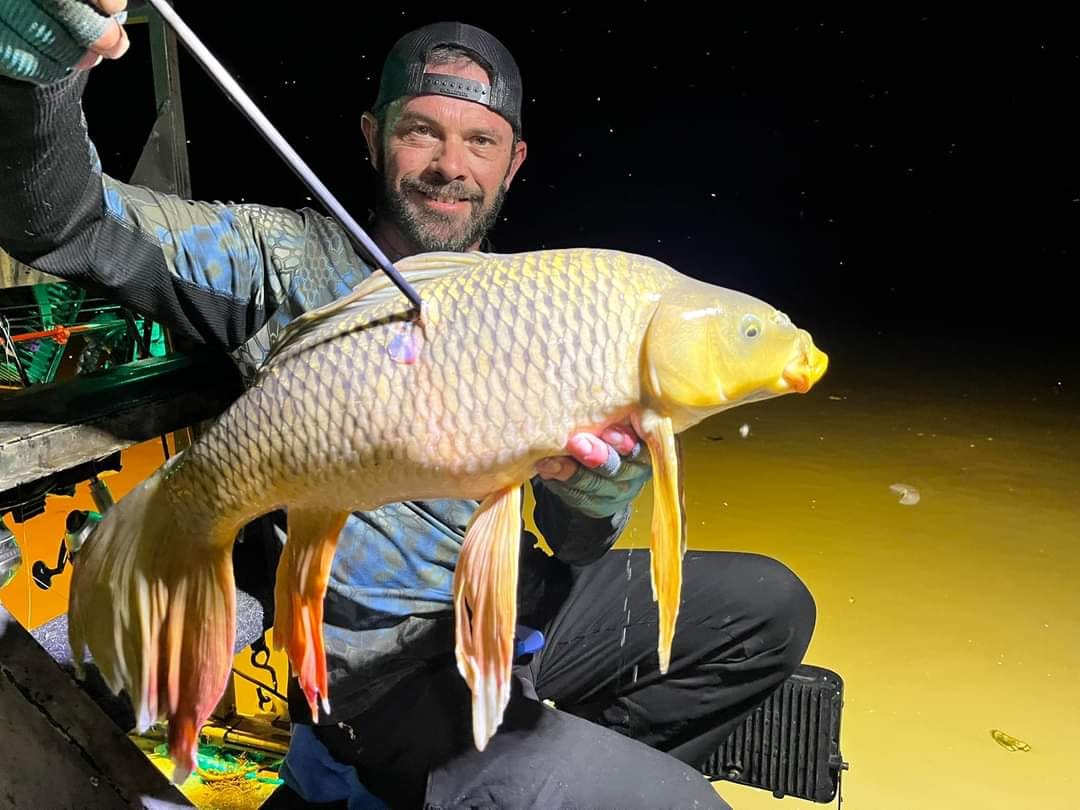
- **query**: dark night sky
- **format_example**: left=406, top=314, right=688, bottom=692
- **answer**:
left=82, top=5, right=1079, bottom=365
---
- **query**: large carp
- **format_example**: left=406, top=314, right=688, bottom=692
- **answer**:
left=68, top=247, right=828, bottom=781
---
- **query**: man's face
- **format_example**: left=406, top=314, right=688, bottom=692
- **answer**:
left=363, top=61, right=527, bottom=253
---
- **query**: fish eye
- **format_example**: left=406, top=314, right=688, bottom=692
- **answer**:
left=741, top=314, right=763, bottom=339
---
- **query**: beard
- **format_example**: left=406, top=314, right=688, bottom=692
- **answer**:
left=376, top=168, right=507, bottom=254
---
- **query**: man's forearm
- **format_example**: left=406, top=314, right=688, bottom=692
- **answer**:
left=530, top=476, right=630, bottom=565
left=0, top=72, right=100, bottom=264
left=0, top=72, right=295, bottom=351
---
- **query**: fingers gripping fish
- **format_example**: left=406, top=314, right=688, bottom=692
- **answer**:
left=66, top=247, right=828, bottom=782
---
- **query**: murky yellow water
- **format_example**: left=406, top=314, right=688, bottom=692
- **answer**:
left=3, top=335, right=1076, bottom=809
left=613, top=336, right=1080, bottom=809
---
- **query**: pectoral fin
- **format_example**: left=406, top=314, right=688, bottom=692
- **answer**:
left=453, top=485, right=522, bottom=751
left=636, top=411, right=686, bottom=674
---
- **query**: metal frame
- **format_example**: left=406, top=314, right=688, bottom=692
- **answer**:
left=129, top=0, right=192, bottom=198
left=0, top=1, right=222, bottom=497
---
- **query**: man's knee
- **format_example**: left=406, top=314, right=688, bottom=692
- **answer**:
left=686, top=551, right=816, bottom=672
left=755, top=554, right=816, bottom=672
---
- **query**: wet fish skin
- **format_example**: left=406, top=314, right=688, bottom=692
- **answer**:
left=67, top=246, right=828, bottom=781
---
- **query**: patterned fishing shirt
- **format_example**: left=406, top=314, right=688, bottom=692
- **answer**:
left=0, top=72, right=631, bottom=724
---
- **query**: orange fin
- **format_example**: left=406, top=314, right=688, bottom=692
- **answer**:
left=67, top=460, right=237, bottom=785
left=272, top=508, right=348, bottom=722
left=453, top=485, right=522, bottom=751
left=636, top=411, right=686, bottom=674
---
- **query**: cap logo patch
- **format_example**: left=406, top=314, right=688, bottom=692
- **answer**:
left=420, top=72, right=492, bottom=106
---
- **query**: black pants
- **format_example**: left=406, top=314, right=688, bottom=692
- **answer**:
left=310, top=549, right=816, bottom=810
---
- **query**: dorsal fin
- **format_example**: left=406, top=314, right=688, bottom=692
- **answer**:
left=394, top=250, right=492, bottom=272
left=336, top=250, right=489, bottom=310
left=259, top=252, right=488, bottom=369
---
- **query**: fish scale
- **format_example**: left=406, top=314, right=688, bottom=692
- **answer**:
left=180, top=250, right=626, bottom=513
left=68, top=246, right=828, bottom=783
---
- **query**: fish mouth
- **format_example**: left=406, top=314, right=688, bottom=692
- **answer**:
left=782, top=344, right=829, bottom=393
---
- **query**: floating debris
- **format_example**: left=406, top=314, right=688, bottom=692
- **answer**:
left=739, top=424, right=751, bottom=439
left=990, top=730, right=1031, bottom=752
left=705, top=435, right=724, bottom=441
left=889, top=483, right=921, bottom=505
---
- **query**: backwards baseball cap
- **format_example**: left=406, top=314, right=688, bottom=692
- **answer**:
left=373, top=21, right=523, bottom=136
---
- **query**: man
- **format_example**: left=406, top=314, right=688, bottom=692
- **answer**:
left=0, top=5, right=816, bottom=808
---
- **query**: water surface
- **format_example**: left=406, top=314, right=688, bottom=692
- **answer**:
left=615, top=333, right=1078, bottom=809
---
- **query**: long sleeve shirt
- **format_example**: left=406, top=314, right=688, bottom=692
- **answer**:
left=0, top=72, right=630, bottom=723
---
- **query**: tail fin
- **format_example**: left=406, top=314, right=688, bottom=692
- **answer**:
left=271, top=508, right=348, bottom=722
left=68, top=460, right=236, bottom=785
left=453, top=485, right=522, bottom=751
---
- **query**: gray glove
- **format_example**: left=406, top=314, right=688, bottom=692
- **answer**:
left=0, top=0, right=124, bottom=85
left=540, top=439, right=652, bottom=520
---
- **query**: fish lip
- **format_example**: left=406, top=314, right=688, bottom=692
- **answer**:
left=782, top=365, right=812, bottom=393
left=810, top=349, right=829, bottom=384
left=782, top=349, right=828, bottom=393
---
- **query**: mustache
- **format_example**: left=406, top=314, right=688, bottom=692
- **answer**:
left=400, top=176, right=484, bottom=205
